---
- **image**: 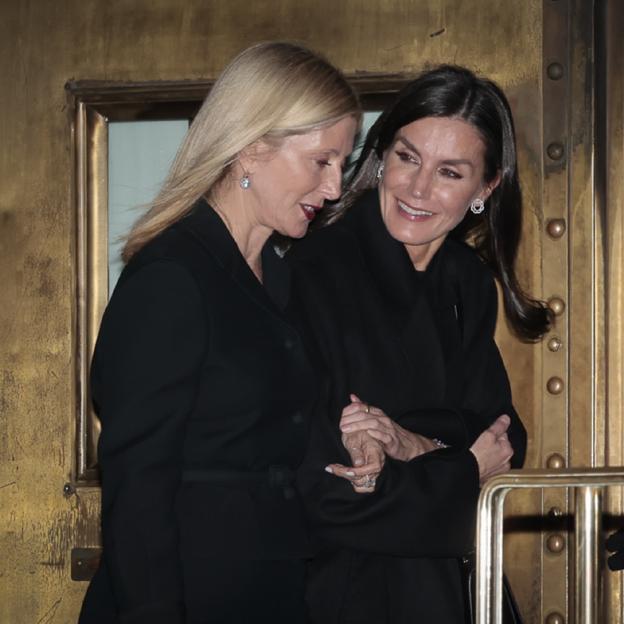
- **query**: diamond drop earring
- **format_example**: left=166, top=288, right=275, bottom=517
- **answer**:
left=240, top=174, right=251, bottom=190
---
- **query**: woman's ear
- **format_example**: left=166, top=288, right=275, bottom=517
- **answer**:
left=481, top=171, right=502, bottom=201
left=237, top=144, right=257, bottom=177
left=237, top=139, right=275, bottom=175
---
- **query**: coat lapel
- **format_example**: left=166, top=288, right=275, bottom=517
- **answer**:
left=343, top=190, right=447, bottom=400
left=177, top=198, right=292, bottom=318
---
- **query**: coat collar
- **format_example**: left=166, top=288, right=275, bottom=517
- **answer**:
left=341, top=189, right=447, bottom=323
left=177, top=197, right=292, bottom=315
left=340, top=189, right=460, bottom=399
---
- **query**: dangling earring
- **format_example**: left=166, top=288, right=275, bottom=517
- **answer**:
left=470, top=198, right=485, bottom=214
left=240, top=173, right=251, bottom=189
left=376, top=162, right=384, bottom=181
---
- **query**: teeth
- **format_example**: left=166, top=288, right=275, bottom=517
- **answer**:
left=398, top=201, right=432, bottom=217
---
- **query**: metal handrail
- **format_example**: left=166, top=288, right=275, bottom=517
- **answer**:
left=476, top=467, right=624, bottom=624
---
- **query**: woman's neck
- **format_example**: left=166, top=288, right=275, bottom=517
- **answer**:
left=209, top=186, right=272, bottom=282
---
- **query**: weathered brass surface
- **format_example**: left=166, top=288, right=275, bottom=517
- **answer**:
left=601, top=1, right=624, bottom=620
left=1, top=0, right=621, bottom=621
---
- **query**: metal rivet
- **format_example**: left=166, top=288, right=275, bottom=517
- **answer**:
left=546, top=533, right=565, bottom=553
left=546, top=613, right=565, bottom=624
left=547, top=142, right=565, bottom=160
left=547, top=62, right=564, bottom=80
left=63, top=482, right=75, bottom=497
left=548, top=297, right=565, bottom=316
left=547, top=337, right=563, bottom=352
left=547, top=453, right=566, bottom=469
left=546, top=218, right=566, bottom=238
left=548, top=506, right=563, bottom=517
left=547, top=377, right=564, bottom=394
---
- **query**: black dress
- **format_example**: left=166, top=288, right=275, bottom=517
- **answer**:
left=287, top=189, right=526, bottom=624
left=79, top=200, right=316, bottom=624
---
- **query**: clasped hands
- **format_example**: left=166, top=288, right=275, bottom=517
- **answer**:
left=326, top=394, right=514, bottom=493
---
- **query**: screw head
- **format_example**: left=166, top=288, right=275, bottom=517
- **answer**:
left=547, top=142, right=565, bottom=160
left=547, top=337, right=563, bottom=352
left=547, top=62, right=564, bottom=80
left=546, top=533, right=565, bottom=553
left=547, top=453, right=566, bottom=469
left=548, top=297, right=566, bottom=316
left=546, top=219, right=566, bottom=239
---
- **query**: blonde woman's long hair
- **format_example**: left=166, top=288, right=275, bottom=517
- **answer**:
left=122, top=41, right=361, bottom=261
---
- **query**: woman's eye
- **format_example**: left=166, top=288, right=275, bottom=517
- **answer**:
left=396, top=150, right=419, bottom=164
left=440, top=168, right=462, bottom=179
left=317, top=159, right=331, bottom=167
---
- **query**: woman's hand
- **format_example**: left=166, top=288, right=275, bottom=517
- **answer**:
left=469, top=414, right=514, bottom=485
left=326, top=428, right=385, bottom=494
left=339, top=394, right=439, bottom=462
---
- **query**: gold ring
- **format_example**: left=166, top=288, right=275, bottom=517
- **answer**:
left=365, top=404, right=370, bottom=413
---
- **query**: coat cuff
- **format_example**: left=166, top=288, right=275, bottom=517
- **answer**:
left=397, top=407, right=470, bottom=448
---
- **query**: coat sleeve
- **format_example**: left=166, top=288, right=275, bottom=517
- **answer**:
left=291, top=262, right=480, bottom=558
left=92, top=261, right=207, bottom=624
left=458, top=266, right=527, bottom=468
left=298, top=415, right=480, bottom=557
left=396, top=407, right=470, bottom=448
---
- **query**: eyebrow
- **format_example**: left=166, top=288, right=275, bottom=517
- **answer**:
left=397, top=136, right=475, bottom=169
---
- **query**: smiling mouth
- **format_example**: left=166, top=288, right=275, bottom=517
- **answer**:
left=301, top=204, right=322, bottom=221
left=398, top=200, right=433, bottom=218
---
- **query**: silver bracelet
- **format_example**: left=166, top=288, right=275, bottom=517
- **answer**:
left=432, top=438, right=448, bottom=449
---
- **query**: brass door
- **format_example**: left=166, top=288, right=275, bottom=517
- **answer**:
left=1, top=1, right=621, bottom=622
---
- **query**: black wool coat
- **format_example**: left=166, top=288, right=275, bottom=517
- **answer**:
left=287, top=189, right=527, bottom=624
left=78, top=200, right=316, bottom=624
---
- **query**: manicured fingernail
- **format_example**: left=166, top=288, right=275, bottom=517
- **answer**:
left=346, top=471, right=355, bottom=476
left=324, top=466, right=334, bottom=474
left=342, top=426, right=352, bottom=432
left=354, top=459, right=364, bottom=466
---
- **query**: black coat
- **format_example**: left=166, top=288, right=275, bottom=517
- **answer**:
left=79, top=200, right=316, bottom=624
left=288, top=190, right=526, bottom=624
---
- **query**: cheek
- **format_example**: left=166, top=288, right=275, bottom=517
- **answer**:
left=439, top=187, right=473, bottom=218
left=382, top=167, right=408, bottom=191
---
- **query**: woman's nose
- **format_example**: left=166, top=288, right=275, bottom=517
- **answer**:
left=323, top=165, right=343, bottom=200
left=409, top=169, right=432, bottom=199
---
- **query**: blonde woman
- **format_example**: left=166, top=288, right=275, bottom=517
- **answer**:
left=78, top=42, right=359, bottom=624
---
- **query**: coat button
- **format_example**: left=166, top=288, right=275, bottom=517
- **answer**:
left=284, top=337, right=295, bottom=350
left=292, top=411, right=304, bottom=425
left=283, top=486, right=296, bottom=500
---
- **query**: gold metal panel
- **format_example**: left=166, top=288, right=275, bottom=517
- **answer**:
left=602, top=0, right=624, bottom=620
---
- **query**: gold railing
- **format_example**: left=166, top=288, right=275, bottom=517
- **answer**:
left=476, top=468, right=624, bottom=624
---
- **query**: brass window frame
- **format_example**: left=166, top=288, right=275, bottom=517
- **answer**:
left=67, top=75, right=413, bottom=485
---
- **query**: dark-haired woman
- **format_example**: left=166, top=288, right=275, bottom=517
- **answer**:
left=288, top=65, right=550, bottom=623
